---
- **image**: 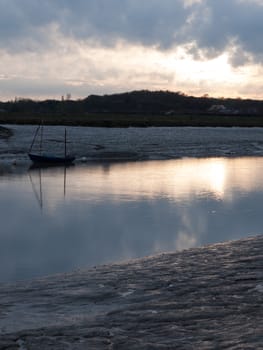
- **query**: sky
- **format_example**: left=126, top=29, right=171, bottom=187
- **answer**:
left=1, top=0, right=263, bottom=101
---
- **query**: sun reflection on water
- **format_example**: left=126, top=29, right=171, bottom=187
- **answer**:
left=32, top=157, right=263, bottom=209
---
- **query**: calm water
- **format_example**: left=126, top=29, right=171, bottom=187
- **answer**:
left=1, top=157, right=263, bottom=283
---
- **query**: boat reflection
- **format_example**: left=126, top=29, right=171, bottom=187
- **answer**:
left=28, top=164, right=73, bottom=210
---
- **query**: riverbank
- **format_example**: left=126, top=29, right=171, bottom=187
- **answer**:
left=1, top=235, right=263, bottom=349
left=2, top=113, right=263, bottom=127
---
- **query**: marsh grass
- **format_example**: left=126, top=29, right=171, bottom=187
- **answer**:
left=1, top=112, right=263, bottom=127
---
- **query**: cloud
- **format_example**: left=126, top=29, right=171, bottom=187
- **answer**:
left=1, top=0, right=263, bottom=66
left=0, top=41, right=176, bottom=100
left=59, top=0, right=189, bottom=49
left=0, top=0, right=189, bottom=51
left=185, top=0, right=263, bottom=65
left=1, top=0, right=263, bottom=100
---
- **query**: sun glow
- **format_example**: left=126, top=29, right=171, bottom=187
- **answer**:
left=0, top=34, right=261, bottom=100
left=199, top=159, right=227, bottom=197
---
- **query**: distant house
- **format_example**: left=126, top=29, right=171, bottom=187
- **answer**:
left=208, top=104, right=238, bottom=115
left=208, top=105, right=227, bottom=113
left=164, top=110, right=175, bottom=116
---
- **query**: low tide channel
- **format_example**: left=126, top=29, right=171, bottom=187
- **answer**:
left=1, top=157, right=263, bottom=283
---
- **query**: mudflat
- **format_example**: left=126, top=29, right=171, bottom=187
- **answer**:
left=0, top=125, right=12, bottom=139
left=0, top=235, right=263, bottom=349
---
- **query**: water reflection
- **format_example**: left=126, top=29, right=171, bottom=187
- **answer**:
left=28, top=165, right=70, bottom=209
left=29, top=157, right=262, bottom=204
left=1, top=157, right=263, bottom=283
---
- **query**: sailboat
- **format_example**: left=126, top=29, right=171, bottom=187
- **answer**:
left=28, top=124, right=75, bottom=165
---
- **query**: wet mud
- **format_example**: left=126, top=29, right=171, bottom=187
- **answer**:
left=0, top=126, right=12, bottom=139
left=0, top=235, right=263, bottom=349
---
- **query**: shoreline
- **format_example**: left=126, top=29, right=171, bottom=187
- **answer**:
left=2, top=113, right=263, bottom=128
left=1, top=235, right=263, bottom=348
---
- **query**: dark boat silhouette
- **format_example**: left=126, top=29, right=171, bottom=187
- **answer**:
left=28, top=124, right=75, bottom=165
left=28, top=153, right=75, bottom=164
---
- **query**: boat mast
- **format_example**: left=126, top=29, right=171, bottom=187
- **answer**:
left=40, top=123, right=43, bottom=155
left=29, top=124, right=41, bottom=152
left=64, top=128, right=67, bottom=158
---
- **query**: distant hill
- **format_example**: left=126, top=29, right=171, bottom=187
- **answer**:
left=1, top=90, right=263, bottom=116
left=1, top=90, right=263, bottom=127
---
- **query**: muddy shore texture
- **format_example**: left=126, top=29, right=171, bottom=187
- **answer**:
left=0, top=126, right=12, bottom=139
left=0, top=235, right=263, bottom=349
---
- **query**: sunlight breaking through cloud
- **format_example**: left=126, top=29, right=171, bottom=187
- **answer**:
left=1, top=0, right=263, bottom=99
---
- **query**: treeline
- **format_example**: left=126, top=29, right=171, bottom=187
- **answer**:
left=1, top=90, right=263, bottom=117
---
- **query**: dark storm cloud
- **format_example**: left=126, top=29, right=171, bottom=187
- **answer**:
left=1, top=0, right=263, bottom=65
left=57, top=0, right=189, bottom=48
left=0, top=0, right=189, bottom=50
left=0, top=1, right=56, bottom=48
left=186, top=0, right=263, bottom=65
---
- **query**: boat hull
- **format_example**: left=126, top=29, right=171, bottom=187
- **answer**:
left=28, top=153, right=75, bottom=165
